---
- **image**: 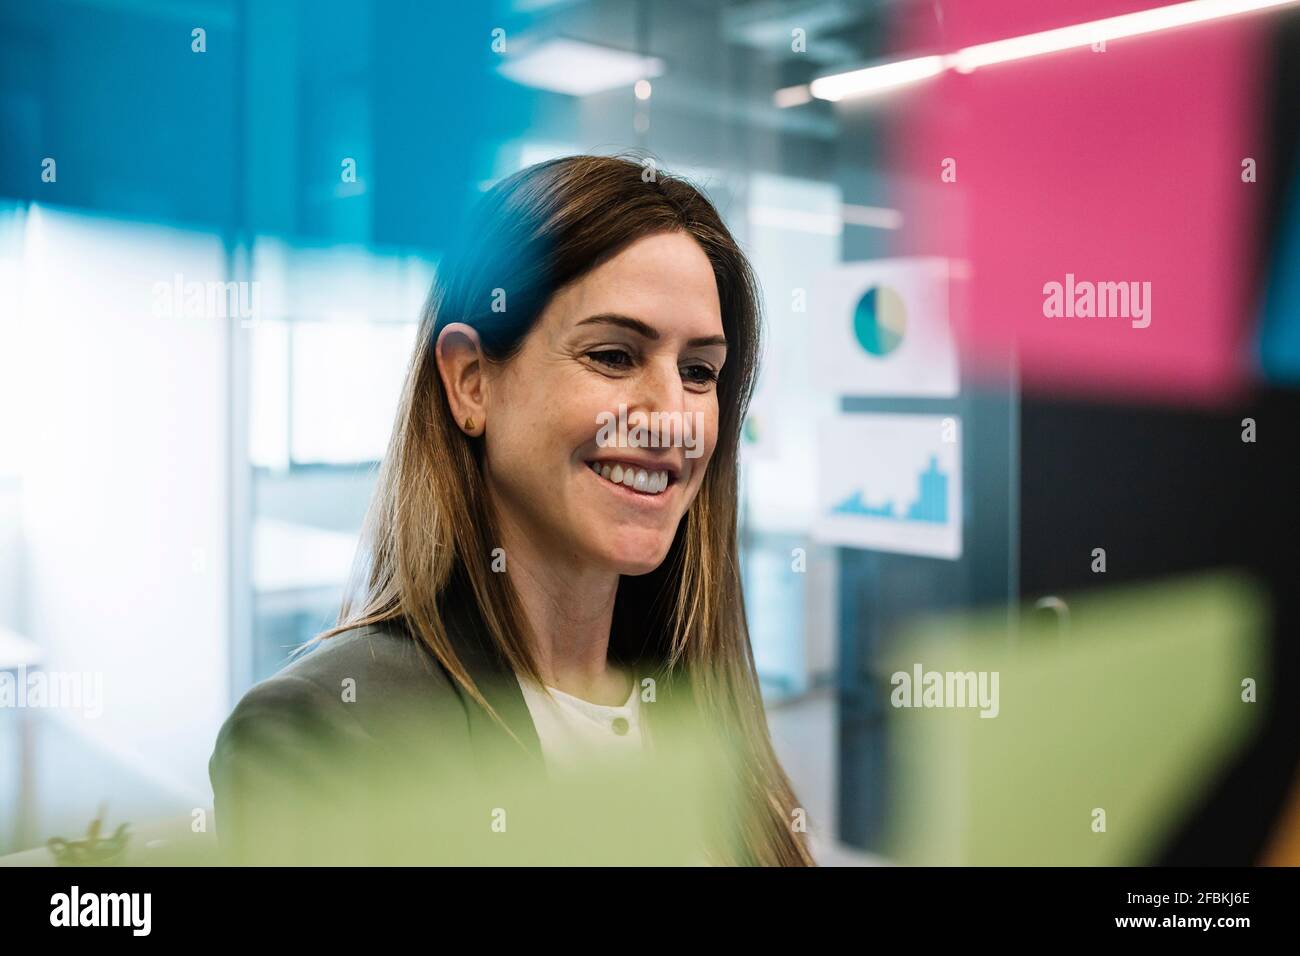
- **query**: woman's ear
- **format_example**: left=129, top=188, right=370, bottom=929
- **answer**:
left=435, top=322, right=487, bottom=436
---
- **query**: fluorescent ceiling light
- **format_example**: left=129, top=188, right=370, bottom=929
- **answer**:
left=841, top=204, right=904, bottom=230
left=810, top=55, right=944, bottom=101
left=951, top=0, right=1300, bottom=72
left=773, top=84, right=813, bottom=108
left=803, top=0, right=1300, bottom=103
left=498, top=37, right=665, bottom=96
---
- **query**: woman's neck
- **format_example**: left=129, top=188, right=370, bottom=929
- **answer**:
left=492, top=507, right=632, bottom=707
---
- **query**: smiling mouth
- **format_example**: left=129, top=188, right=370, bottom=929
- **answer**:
left=587, top=460, right=674, bottom=496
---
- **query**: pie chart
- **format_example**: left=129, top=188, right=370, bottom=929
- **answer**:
left=853, top=284, right=907, bottom=356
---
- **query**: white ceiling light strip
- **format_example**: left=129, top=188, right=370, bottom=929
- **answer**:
left=804, top=0, right=1300, bottom=102
left=810, top=55, right=945, bottom=101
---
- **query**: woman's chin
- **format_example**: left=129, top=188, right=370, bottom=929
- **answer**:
left=590, top=533, right=673, bottom=577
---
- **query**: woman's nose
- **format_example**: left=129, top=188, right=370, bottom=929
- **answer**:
left=628, top=357, right=686, bottom=416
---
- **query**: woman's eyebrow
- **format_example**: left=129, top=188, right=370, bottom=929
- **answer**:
left=575, top=313, right=727, bottom=349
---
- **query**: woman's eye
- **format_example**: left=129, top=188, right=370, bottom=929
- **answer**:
left=681, top=364, right=718, bottom=386
left=587, top=349, right=634, bottom=370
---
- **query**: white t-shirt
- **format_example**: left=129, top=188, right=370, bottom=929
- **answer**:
left=515, top=672, right=645, bottom=773
left=517, top=673, right=714, bottom=865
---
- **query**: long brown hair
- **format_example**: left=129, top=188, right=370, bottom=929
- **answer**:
left=318, top=154, right=814, bottom=866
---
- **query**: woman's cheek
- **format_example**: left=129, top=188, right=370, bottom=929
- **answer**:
left=704, top=403, right=720, bottom=462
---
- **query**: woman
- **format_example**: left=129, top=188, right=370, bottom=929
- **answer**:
left=209, top=154, right=814, bottom=866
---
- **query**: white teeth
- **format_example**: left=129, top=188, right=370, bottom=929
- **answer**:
left=588, top=463, right=670, bottom=496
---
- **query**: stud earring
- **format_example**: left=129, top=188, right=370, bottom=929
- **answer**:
left=463, top=415, right=476, bottom=433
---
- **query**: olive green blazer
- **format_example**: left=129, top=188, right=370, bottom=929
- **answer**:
left=208, top=591, right=551, bottom=864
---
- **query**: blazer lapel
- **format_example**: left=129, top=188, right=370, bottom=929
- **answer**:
left=440, top=591, right=548, bottom=782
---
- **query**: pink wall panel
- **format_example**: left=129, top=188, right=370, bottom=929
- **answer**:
left=889, top=1, right=1269, bottom=404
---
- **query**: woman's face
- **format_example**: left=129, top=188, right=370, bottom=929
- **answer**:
left=481, top=230, right=726, bottom=576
